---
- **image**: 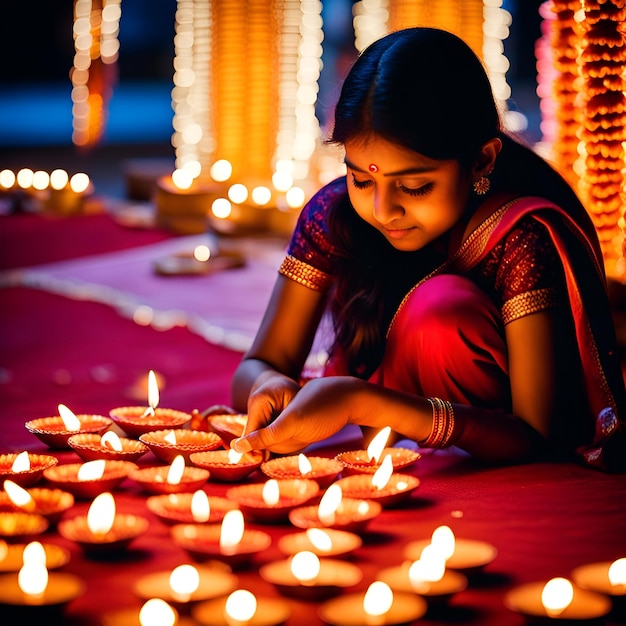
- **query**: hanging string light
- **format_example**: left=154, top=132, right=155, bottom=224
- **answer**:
left=71, top=0, right=121, bottom=148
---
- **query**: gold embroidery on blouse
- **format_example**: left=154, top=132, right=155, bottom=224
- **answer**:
left=502, top=288, right=559, bottom=325
left=279, top=254, right=333, bottom=291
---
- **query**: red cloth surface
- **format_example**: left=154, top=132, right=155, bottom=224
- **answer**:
left=1, top=213, right=626, bottom=626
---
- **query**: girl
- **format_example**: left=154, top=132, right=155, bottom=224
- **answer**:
left=226, top=27, right=626, bottom=470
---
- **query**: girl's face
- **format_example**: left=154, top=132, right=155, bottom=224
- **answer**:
left=344, top=134, right=472, bottom=252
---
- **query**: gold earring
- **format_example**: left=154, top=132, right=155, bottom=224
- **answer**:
left=473, top=175, right=491, bottom=195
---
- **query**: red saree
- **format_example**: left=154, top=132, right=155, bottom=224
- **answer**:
left=381, top=195, right=626, bottom=471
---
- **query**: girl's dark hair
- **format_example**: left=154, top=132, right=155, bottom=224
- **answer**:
left=325, top=27, right=594, bottom=378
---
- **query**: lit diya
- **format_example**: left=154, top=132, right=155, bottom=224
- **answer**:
left=0, top=541, right=85, bottom=620
left=1, top=480, right=74, bottom=526
left=333, top=455, right=419, bottom=507
left=289, top=483, right=382, bottom=533
left=504, top=576, right=612, bottom=622
left=260, top=550, right=362, bottom=600
left=318, top=580, right=427, bottom=626
left=146, top=490, right=238, bottom=525
left=43, top=459, right=138, bottom=499
left=134, top=563, right=238, bottom=610
left=0, top=452, right=58, bottom=488
left=139, top=428, right=222, bottom=463
left=192, top=588, right=291, bottom=626
left=404, top=525, right=497, bottom=574
left=226, top=477, right=320, bottom=524
left=67, top=430, right=149, bottom=462
left=379, top=541, right=468, bottom=605
left=261, top=453, right=343, bottom=489
left=572, top=556, right=626, bottom=601
left=0, top=539, right=70, bottom=572
left=102, top=597, right=194, bottom=626
left=0, top=512, right=49, bottom=542
left=278, top=528, right=362, bottom=559
left=58, top=491, right=150, bottom=556
left=171, top=509, right=271, bottom=569
left=335, top=426, right=420, bottom=476
left=25, top=403, right=112, bottom=449
left=109, top=370, right=191, bottom=437
left=129, top=455, right=210, bottom=495
left=189, top=448, right=264, bottom=482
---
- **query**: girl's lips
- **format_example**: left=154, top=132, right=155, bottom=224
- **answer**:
left=383, top=226, right=416, bottom=239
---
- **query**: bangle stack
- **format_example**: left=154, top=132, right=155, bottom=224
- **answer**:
left=421, top=397, right=456, bottom=448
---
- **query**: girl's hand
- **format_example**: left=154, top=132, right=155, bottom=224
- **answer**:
left=233, top=377, right=358, bottom=454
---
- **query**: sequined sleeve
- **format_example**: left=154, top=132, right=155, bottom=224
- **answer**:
left=277, top=177, right=347, bottom=292
left=477, top=217, right=566, bottom=325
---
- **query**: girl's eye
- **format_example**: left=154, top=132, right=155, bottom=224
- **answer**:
left=398, top=181, right=434, bottom=197
left=350, top=174, right=373, bottom=190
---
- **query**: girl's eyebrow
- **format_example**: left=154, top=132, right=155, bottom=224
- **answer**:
left=344, top=159, right=436, bottom=176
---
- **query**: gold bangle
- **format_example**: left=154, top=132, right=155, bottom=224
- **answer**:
left=421, top=397, right=455, bottom=448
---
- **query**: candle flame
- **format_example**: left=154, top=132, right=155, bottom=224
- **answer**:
left=220, top=509, right=245, bottom=551
left=87, top=492, right=116, bottom=535
left=18, top=560, right=48, bottom=597
left=77, top=459, right=106, bottom=481
left=11, top=451, right=30, bottom=472
left=298, top=453, right=312, bottom=475
left=290, top=550, right=320, bottom=583
left=193, top=244, right=211, bottom=262
left=166, top=455, right=186, bottom=485
left=430, top=525, right=456, bottom=560
left=23, top=541, right=47, bottom=566
left=541, top=577, right=574, bottom=615
left=363, top=581, right=393, bottom=617
left=228, top=448, right=243, bottom=464
left=139, top=598, right=177, bottom=626
left=101, top=430, right=123, bottom=451
left=142, top=370, right=159, bottom=416
left=609, top=558, right=626, bottom=586
left=169, top=564, right=200, bottom=600
left=367, top=426, right=391, bottom=463
left=262, top=479, right=280, bottom=506
left=4, top=479, right=35, bottom=512
left=318, top=483, right=342, bottom=525
left=190, top=490, right=210, bottom=522
left=409, top=544, right=446, bottom=590
left=306, top=528, right=333, bottom=553
left=371, top=454, right=394, bottom=490
left=161, top=430, right=177, bottom=445
left=58, top=403, right=82, bottom=431
left=224, top=589, right=257, bottom=623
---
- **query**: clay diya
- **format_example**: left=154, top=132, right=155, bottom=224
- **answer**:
left=134, top=563, right=238, bottom=610
left=42, top=460, right=138, bottom=500
left=192, top=588, right=291, bottom=626
left=260, top=550, right=362, bottom=600
left=261, top=454, right=343, bottom=489
left=67, top=431, right=149, bottom=463
left=335, top=447, right=420, bottom=476
left=504, top=576, right=612, bottom=622
left=0, top=453, right=58, bottom=488
left=146, top=490, right=238, bottom=525
left=102, top=598, right=192, bottom=626
left=171, top=509, right=271, bottom=569
left=318, top=580, right=428, bottom=626
left=199, top=412, right=247, bottom=445
left=129, top=455, right=210, bottom=495
left=572, top=557, right=626, bottom=601
left=58, top=491, right=149, bottom=556
left=189, top=449, right=264, bottom=482
left=226, top=478, right=320, bottom=524
left=139, top=429, right=222, bottom=463
left=289, top=483, right=381, bottom=533
left=0, top=481, right=74, bottom=526
left=0, top=512, right=49, bottom=542
left=25, top=412, right=112, bottom=449
left=278, top=528, right=362, bottom=559
left=0, top=540, right=71, bottom=572
left=108, top=406, right=192, bottom=438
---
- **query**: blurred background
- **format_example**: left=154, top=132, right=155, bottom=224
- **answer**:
left=0, top=0, right=545, bottom=199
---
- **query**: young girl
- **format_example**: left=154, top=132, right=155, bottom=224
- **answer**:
left=226, top=27, right=626, bottom=470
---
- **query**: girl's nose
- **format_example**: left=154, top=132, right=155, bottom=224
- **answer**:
left=373, top=187, right=404, bottom=223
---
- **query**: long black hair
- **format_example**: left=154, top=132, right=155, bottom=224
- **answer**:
left=324, top=27, right=595, bottom=378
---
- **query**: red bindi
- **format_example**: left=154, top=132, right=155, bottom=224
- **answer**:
left=368, top=163, right=378, bottom=172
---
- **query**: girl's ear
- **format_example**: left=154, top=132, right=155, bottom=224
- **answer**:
left=473, top=137, right=502, bottom=178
